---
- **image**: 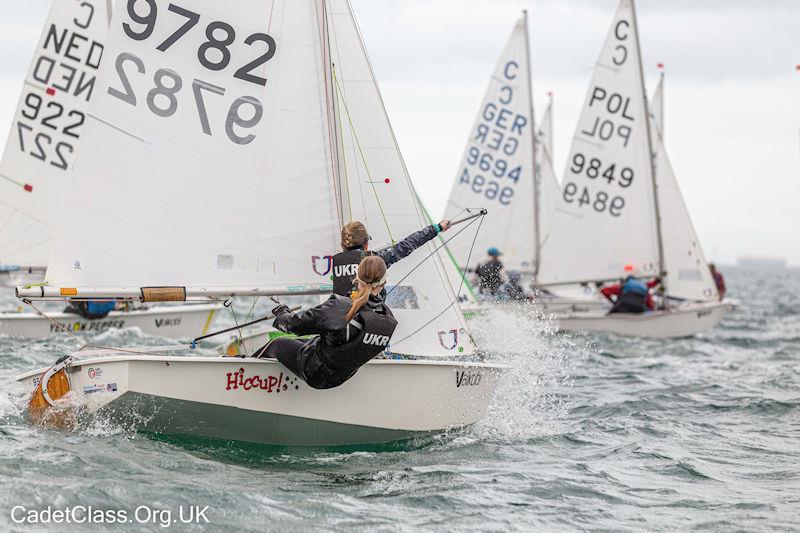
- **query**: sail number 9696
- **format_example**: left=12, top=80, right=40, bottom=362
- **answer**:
left=460, top=168, right=514, bottom=205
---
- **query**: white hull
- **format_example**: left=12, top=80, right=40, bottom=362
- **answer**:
left=554, top=301, right=732, bottom=338
left=18, top=354, right=504, bottom=446
left=0, top=304, right=220, bottom=340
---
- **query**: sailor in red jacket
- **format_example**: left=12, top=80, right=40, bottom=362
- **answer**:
left=600, top=266, right=662, bottom=313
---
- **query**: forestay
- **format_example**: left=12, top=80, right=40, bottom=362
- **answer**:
left=45, top=0, right=341, bottom=288
left=443, top=17, right=536, bottom=274
left=327, top=0, right=474, bottom=357
left=0, top=0, right=109, bottom=269
left=537, top=0, right=661, bottom=286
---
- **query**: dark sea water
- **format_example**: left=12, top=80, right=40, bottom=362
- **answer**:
left=0, top=267, right=797, bottom=531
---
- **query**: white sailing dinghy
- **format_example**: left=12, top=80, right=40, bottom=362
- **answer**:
left=536, top=0, right=730, bottom=338
left=439, top=15, right=604, bottom=314
left=17, top=0, right=502, bottom=446
left=0, top=0, right=220, bottom=338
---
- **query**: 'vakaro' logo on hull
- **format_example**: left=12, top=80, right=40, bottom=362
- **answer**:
left=455, top=371, right=482, bottom=388
left=226, top=367, right=300, bottom=394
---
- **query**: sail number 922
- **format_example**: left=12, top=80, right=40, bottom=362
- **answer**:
left=563, top=182, right=625, bottom=217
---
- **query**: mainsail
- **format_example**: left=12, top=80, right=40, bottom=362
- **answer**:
left=0, top=0, right=109, bottom=269
left=537, top=0, right=662, bottom=286
left=45, top=0, right=341, bottom=289
left=443, top=16, right=537, bottom=274
left=24, top=0, right=472, bottom=357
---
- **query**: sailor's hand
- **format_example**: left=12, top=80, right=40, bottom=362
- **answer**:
left=271, top=305, right=290, bottom=317
left=438, top=220, right=451, bottom=232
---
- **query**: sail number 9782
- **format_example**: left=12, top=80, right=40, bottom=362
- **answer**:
left=108, top=52, right=263, bottom=145
left=563, top=182, right=625, bottom=217
left=122, top=0, right=277, bottom=87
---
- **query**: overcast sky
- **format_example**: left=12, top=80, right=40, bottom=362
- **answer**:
left=1, top=0, right=798, bottom=265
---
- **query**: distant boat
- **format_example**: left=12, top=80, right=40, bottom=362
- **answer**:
left=737, top=256, right=788, bottom=269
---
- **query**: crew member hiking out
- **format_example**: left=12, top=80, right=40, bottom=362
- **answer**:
left=601, top=267, right=661, bottom=314
left=256, top=256, right=398, bottom=390
left=331, top=220, right=451, bottom=297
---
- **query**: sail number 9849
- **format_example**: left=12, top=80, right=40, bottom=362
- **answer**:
left=570, top=153, right=633, bottom=188
left=563, top=182, right=625, bottom=217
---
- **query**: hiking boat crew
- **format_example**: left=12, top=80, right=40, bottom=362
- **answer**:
left=601, top=267, right=662, bottom=314
left=331, top=220, right=451, bottom=297
left=256, top=256, right=398, bottom=390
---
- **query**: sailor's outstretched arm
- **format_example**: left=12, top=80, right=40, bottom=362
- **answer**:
left=375, top=221, right=449, bottom=267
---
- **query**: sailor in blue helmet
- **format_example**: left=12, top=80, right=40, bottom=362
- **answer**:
left=474, top=247, right=505, bottom=296
left=600, top=265, right=661, bottom=314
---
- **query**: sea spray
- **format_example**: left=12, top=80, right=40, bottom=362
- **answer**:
left=468, top=303, right=596, bottom=441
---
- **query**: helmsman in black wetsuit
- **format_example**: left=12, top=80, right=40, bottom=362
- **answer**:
left=331, top=220, right=451, bottom=297
left=256, top=256, right=398, bottom=390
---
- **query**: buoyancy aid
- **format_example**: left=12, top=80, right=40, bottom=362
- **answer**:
left=331, top=248, right=367, bottom=296
left=610, top=278, right=648, bottom=314
left=303, top=304, right=397, bottom=389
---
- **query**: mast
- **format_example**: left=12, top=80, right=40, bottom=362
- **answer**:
left=106, top=0, right=113, bottom=23
left=630, top=0, right=667, bottom=306
left=320, top=0, right=350, bottom=226
left=522, top=10, right=541, bottom=278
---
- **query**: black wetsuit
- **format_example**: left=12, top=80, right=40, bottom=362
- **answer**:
left=331, top=225, right=440, bottom=296
left=258, top=295, right=397, bottom=390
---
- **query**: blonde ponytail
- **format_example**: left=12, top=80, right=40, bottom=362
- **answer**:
left=345, top=255, right=387, bottom=321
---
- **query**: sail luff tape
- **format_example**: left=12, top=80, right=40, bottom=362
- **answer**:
left=141, top=287, right=187, bottom=302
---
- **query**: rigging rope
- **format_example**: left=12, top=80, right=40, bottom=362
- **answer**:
left=331, top=67, right=394, bottom=242
left=388, top=212, right=485, bottom=348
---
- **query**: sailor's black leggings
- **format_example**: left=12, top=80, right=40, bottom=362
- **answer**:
left=256, top=338, right=305, bottom=378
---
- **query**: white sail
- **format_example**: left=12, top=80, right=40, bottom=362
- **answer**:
left=0, top=0, right=109, bottom=269
left=647, top=69, right=717, bottom=301
left=443, top=17, right=536, bottom=274
left=45, top=0, right=341, bottom=288
left=651, top=122, right=717, bottom=301
left=538, top=0, right=661, bottom=286
left=327, top=0, right=475, bottom=357
left=650, top=68, right=664, bottom=136
left=538, top=92, right=554, bottom=161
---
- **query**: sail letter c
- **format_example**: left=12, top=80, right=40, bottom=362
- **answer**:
left=503, top=61, right=519, bottom=81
